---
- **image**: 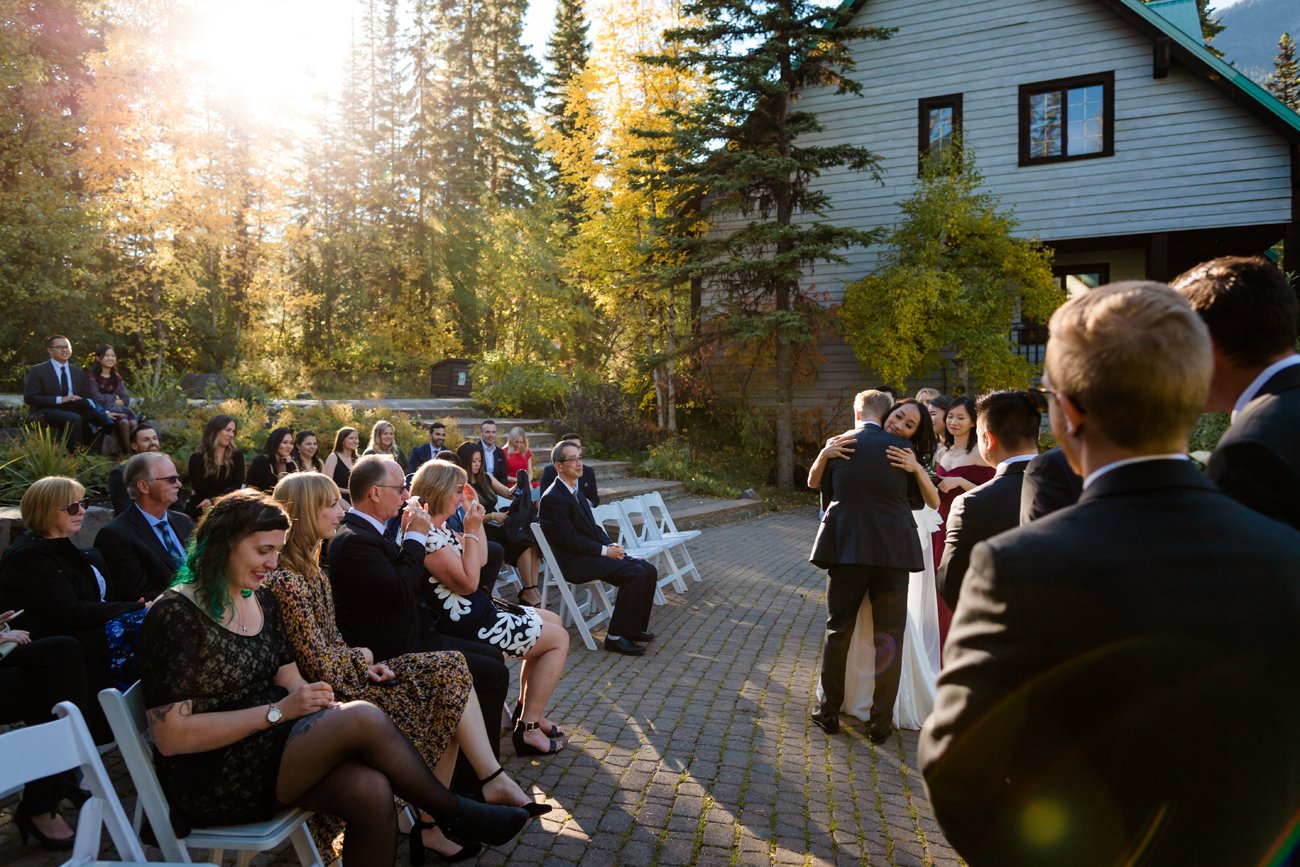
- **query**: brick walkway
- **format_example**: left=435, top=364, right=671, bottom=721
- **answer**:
left=0, top=507, right=960, bottom=866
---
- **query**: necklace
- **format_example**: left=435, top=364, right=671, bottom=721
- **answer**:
left=229, top=590, right=255, bottom=634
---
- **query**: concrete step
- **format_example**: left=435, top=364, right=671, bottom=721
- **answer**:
left=600, top=477, right=688, bottom=503
left=584, top=459, right=632, bottom=480
left=665, top=496, right=765, bottom=531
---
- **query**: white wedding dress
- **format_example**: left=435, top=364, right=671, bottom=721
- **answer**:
left=816, top=507, right=942, bottom=730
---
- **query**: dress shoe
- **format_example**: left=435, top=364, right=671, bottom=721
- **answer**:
left=810, top=712, right=840, bottom=735
left=867, top=720, right=894, bottom=745
left=604, top=636, right=646, bottom=655
left=625, top=630, right=655, bottom=642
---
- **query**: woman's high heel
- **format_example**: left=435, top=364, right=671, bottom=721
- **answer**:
left=518, top=583, right=542, bottom=607
left=479, top=766, right=552, bottom=817
left=14, top=810, right=75, bottom=852
left=440, top=796, right=531, bottom=847
left=407, top=818, right=481, bottom=865
left=511, top=701, right=565, bottom=740
left=512, top=719, right=564, bottom=756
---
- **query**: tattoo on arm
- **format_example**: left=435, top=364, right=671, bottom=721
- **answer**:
left=146, top=703, right=175, bottom=729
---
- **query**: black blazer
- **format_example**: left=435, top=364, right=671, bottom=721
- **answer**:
left=1207, top=362, right=1300, bottom=530
left=809, top=425, right=922, bottom=572
left=481, top=442, right=508, bottom=486
left=408, top=442, right=435, bottom=471
left=920, top=459, right=1300, bottom=866
left=938, top=461, right=1028, bottom=610
left=1018, top=446, right=1082, bottom=524
left=538, top=464, right=599, bottom=507
left=108, top=463, right=130, bottom=516
left=94, top=506, right=194, bottom=602
left=325, top=511, right=438, bottom=663
left=538, top=478, right=612, bottom=573
left=23, top=360, right=90, bottom=409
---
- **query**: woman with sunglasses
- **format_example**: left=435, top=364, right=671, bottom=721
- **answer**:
left=0, top=477, right=145, bottom=740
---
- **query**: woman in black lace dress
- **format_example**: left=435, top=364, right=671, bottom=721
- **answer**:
left=136, top=490, right=531, bottom=867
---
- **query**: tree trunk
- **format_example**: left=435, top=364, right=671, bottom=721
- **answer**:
left=953, top=356, right=970, bottom=395
left=774, top=322, right=795, bottom=490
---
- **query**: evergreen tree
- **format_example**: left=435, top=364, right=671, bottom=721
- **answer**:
left=1267, top=33, right=1300, bottom=111
left=638, top=0, right=891, bottom=488
left=542, top=0, right=591, bottom=218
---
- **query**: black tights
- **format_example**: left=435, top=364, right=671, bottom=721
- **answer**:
left=275, top=702, right=459, bottom=867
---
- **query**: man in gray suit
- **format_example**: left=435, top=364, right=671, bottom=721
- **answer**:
left=809, top=389, right=922, bottom=743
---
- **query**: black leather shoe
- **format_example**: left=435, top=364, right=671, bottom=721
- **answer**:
left=626, top=631, right=655, bottom=642
left=810, top=712, right=840, bottom=735
left=867, top=720, right=894, bottom=745
left=604, top=636, right=646, bottom=655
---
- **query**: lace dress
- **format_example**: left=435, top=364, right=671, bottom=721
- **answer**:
left=137, top=589, right=301, bottom=831
left=425, top=524, right=544, bottom=658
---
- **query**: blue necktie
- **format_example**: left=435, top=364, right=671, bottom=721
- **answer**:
left=59, top=364, right=70, bottom=398
left=155, top=519, right=184, bottom=567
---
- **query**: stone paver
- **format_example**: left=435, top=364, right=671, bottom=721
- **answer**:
left=0, top=507, right=959, bottom=865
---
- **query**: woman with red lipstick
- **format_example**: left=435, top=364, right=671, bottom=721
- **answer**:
left=136, top=490, right=532, bottom=867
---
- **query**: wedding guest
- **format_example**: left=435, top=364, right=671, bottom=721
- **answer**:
left=1018, top=446, right=1082, bottom=524
left=938, top=390, right=1039, bottom=610
left=931, top=396, right=992, bottom=646
left=362, top=419, right=407, bottom=473
left=920, top=282, right=1300, bottom=866
left=96, top=452, right=194, bottom=602
left=22, top=335, right=96, bottom=449
left=267, top=474, right=549, bottom=863
left=322, top=426, right=359, bottom=499
left=185, top=414, right=244, bottom=519
left=538, top=434, right=600, bottom=507
left=477, top=420, right=508, bottom=487
left=292, top=430, right=325, bottom=474
left=408, top=422, right=448, bottom=470
left=247, top=427, right=297, bottom=493
left=138, top=490, right=531, bottom=867
left=108, top=423, right=161, bottom=516
left=0, top=477, right=145, bottom=739
left=1172, top=256, right=1300, bottom=529
left=926, top=396, right=953, bottom=453
left=411, top=460, right=570, bottom=756
left=85, top=344, right=137, bottom=455
left=456, top=441, right=511, bottom=509
left=915, top=387, right=941, bottom=405
left=503, top=427, right=534, bottom=487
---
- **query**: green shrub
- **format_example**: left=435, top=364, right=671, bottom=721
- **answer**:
left=549, top=381, right=656, bottom=458
left=637, top=439, right=742, bottom=499
left=132, top=365, right=187, bottom=420
left=0, top=426, right=116, bottom=505
left=1189, top=412, right=1231, bottom=454
left=470, top=351, right=569, bottom=417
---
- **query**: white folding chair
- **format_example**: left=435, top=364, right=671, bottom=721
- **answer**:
left=98, top=683, right=324, bottom=867
left=530, top=522, right=615, bottom=651
left=640, top=491, right=703, bottom=584
left=597, top=501, right=688, bottom=603
left=0, top=701, right=188, bottom=866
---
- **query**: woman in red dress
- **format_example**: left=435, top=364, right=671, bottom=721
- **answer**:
left=932, top=396, right=993, bottom=649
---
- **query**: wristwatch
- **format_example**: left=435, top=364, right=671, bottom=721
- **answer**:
left=266, top=703, right=283, bottom=726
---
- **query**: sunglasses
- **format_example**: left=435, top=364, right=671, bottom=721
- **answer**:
left=61, top=498, right=90, bottom=516
left=151, top=475, right=183, bottom=484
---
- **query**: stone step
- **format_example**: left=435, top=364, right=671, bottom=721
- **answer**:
left=665, top=496, right=765, bottom=531
left=583, top=459, right=632, bottom=480
left=599, top=477, right=688, bottom=503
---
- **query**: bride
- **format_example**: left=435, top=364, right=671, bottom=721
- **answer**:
left=810, top=398, right=942, bottom=730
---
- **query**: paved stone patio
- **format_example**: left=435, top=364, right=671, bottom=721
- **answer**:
left=0, top=507, right=960, bottom=865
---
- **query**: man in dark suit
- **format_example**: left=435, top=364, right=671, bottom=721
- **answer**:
left=326, top=455, right=509, bottom=764
left=537, top=433, right=600, bottom=506
left=538, top=440, right=656, bottom=655
left=1017, top=446, right=1081, bottom=524
left=96, top=452, right=193, bottom=602
left=22, top=335, right=97, bottom=448
left=478, top=419, right=508, bottom=486
left=809, top=389, right=922, bottom=743
left=920, top=283, right=1300, bottom=866
left=938, top=390, right=1039, bottom=610
left=108, top=424, right=161, bottom=516
left=407, top=421, right=446, bottom=471
left=1172, top=256, right=1300, bottom=529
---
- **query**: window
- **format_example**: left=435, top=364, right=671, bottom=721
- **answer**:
left=1052, top=264, right=1109, bottom=297
left=1019, top=72, right=1114, bottom=166
left=918, top=94, right=962, bottom=173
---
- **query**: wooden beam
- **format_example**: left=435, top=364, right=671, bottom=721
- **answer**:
left=1146, top=232, right=1169, bottom=281
left=1153, top=36, right=1171, bottom=78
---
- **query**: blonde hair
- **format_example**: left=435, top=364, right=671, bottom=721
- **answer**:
left=363, top=420, right=400, bottom=459
left=506, top=427, right=528, bottom=455
left=410, top=459, right=466, bottom=517
left=1046, top=282, right=1211, bottom=450
left=272, top=472, right=341, bottom=580
left=20, top=476, right=85, bottom=537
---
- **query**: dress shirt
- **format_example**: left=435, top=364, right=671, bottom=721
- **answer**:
left=136, top=505, right=185, bottom=565
left=51, top=360, right=72, bottom=401
left=996, top=453, right=1038, bottom=474
left=1232, top=355, right=1300, bottom=421
left=1083, top=454, right=1191, bottom=490
left=480, top=440, right=497, bottom=477
left=347, top=507, right=427, bottom=549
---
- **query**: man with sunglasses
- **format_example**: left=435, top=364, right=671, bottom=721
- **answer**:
left=96, top=452, right=194, bottom=602
left=107, top=423, right=162, bottom=516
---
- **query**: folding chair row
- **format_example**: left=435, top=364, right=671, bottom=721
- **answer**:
left=530, top=522, right=615, bottom=651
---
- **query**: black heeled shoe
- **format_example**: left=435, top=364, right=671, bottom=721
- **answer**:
left=440, top=796, right=531, bottom=847
left=512, top=719, right=564, bottom=756
left=480, top=766, right=552, bottom=817
left=59, top=773, right=92, bottom=809
left=407, top=818, right=482, bottom=865
left=517, top=582, right=542, bottom=607
left=511, top=702, right=565, bottom=740
left=14, top=810, right=75, bottom=852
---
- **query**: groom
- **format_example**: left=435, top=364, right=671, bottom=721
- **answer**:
left=810, top=389, right=923, bottom=743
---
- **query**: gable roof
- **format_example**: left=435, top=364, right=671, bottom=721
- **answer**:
left=836, top=0, right=1300, bottom=141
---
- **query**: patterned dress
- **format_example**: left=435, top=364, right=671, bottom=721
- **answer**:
left=425, top=524, right=544, bottom=658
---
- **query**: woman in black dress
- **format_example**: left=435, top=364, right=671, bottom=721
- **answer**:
left=322, top=426, right=359, bottom=499
left=361, top=419, right=407, bottom=473
left=292, top=430, right=324, bottom=474
left=137, top=490, right=531, bottom=867
left=186, top=414, right=245, bottom=518
left=247, top=427, right=297, bottom=493
left=85, top=344, right=137, bottom=454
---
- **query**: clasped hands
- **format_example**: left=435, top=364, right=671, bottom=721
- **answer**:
left=604, top=543, right=627, bottom=560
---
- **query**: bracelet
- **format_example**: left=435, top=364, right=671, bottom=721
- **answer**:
left=462, top=533, right=481, bottom=543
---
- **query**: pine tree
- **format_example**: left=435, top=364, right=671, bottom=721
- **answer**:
left=1267, top=33, right=1300, bottom=112
left=542, top=0, right=591, bottom=216
left=638, top=0, right=892, bottom=488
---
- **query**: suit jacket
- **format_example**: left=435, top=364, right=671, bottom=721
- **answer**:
left=1018, top=446, right=1082, bottom=524
left=23, top=360, right=90, bottom=409
left=109, top=463, right=131, bottom=516
left=94, top=506, right=194, bottom=602
left=326, top=511, right=439, bottom=663
left=938, top=461, right=1028, bottom=610
left=1208, top=362, right=1300, bottom=530
left=408, top=442, right=436, bottom=470
left=809, top=425, right=922, bottom=572
left=538, top=478, right=612, bottom=574
left=538, top=464, right=600, bottom=507
left=920, top=459, right=1300, bottom=866
left=481, top=441, right=508, bottom=486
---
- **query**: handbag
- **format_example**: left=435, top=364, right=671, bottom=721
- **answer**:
left=502, top=470, right=536, bottom=549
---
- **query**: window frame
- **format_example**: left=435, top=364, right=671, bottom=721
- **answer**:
left=1018, top=72, right=1115, bottom=166
left=1051, top=263, right=1111, bottom=296
left=918, top=93, right=963, bottom=175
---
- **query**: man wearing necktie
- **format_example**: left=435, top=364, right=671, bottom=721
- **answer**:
left=538, top=441, right=657, bottom=655
left=22, top=335, right=95, bottom=449
left=97, top=453, right=195, bottom=602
